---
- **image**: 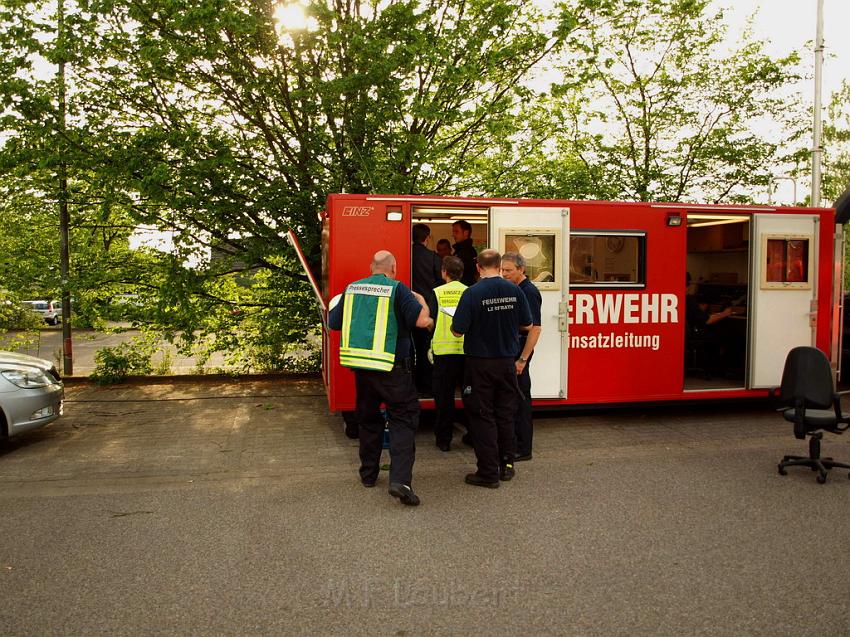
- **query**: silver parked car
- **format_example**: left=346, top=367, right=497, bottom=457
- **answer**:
left=0, top=351, right=64, bottom=439
left=22, top=300, right=63, bottom=325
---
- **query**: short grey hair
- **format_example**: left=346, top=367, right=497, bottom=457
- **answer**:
left=501, top=251, right=525, bottom=270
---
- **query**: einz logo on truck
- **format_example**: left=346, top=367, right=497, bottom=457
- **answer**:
left=341, top=206, right=373, bottom=217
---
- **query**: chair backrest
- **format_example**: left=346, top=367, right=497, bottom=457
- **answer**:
left=779, top=346, right=835, bottom=409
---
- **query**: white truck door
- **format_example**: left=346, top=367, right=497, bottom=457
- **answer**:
left=489, top=206, right=569, bottom=398
left=749, top=213, right=818, bottom=388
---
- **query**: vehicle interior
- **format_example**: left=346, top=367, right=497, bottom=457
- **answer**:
left=408, top=206, right=489, bottom=397
left=410, top=206, right=489, bottom=260
left=685, top=214, right=751, bottom=391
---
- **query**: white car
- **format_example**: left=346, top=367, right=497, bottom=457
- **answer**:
left=0, top=351, right=64, bottom=439
left=22, top=300, right=63, bottom=325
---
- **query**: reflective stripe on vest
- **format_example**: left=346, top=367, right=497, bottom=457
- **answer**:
left=431, top=280, right=466, bottom=356
left=339, top=275, right=399, bottom=371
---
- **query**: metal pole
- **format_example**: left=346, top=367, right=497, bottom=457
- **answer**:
left=811, top=0, right=824, bottom=207
left=57, top=0, right=72, bottom=375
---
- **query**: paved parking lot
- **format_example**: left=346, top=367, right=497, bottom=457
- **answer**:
left=2, top=377, right=850, bottom=635
left=0, top=327, right=229, bottom=375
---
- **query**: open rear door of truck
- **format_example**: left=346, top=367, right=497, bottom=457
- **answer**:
left=748, top=213, right=818, bottom=388
left=286, top=229, right=326, bottom=324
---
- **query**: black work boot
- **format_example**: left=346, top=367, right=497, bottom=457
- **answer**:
left=388, top=483, right=421, bottom=506
left=464, top=473, right=499, bottom=489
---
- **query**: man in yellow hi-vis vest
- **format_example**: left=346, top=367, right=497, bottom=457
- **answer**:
left=427, top=255, right=466, bottom=452
left=328, top=250, right=433, bottom=506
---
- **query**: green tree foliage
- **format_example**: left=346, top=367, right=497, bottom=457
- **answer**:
left=819, top=82, right=850, bottom=289
left=452, top=101, right=612, bottom=199
left=72, top=0, right=554, bottom=243
left=0, top=290, right=42, bottom=333
left=0, top=169, right=165, bottom=328
left=0, top=0, right=170, bottom=329
left=544, top=0, right=803, bottom=203
left=823, top=81, right=850, bottom=204
left=89, top=334, right=155, bottom=384
left=0, top=0, right=558, bottom=370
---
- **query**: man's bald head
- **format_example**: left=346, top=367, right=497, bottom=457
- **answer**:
left=371, top=250, right=397, bottom=278
left=477, top=249, right=501, bottom=270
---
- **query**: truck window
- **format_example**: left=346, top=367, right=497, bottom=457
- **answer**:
left=500, top=228, right=562, bottom=290
left=761, top=235, right=811, bottom=289
left=569, top=232, right=645, bottom=288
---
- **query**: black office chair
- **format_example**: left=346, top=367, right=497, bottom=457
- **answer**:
left=775, top=346, right=850, bottom=483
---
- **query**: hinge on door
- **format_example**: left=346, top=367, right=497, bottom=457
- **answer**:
left=561, top=208, right=569, bottom=217
left=809, top=298, right=818, bottom=328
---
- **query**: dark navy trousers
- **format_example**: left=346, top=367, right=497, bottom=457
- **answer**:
left=462, top=356, right=519, bottom=482
left=515, top=354, right=533, bottom=457
left=354, top=362, right=419, bottom=486
left=432, top=354, right=465, bottom=445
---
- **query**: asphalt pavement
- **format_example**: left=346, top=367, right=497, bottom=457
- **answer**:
left=1, top=377, right=850, bottom=635
left=0, top=326, right=228, bottom=375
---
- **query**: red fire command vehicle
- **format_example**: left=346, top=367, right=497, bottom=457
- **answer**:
left=289, top=194, right=849, bottom=417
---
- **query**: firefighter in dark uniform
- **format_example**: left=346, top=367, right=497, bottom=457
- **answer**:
left=427, top=255, right=466, bottom=451
left=451, top=249, right=532, bottom=488
left=328, top=250, right=433, bottom=506
left=451, top=220, right=479, bottom=286
left=411, top=223, right=442, bottom=394
left=501, top=252, right=543, bottom=461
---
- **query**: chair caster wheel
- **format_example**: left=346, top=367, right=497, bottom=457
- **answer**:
left=778, top=464, right=787, bottom=476
left=817, top=473, right=827, bottom=484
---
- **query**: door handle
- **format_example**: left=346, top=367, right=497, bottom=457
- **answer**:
left=558, top=301, right=569, bottom=333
